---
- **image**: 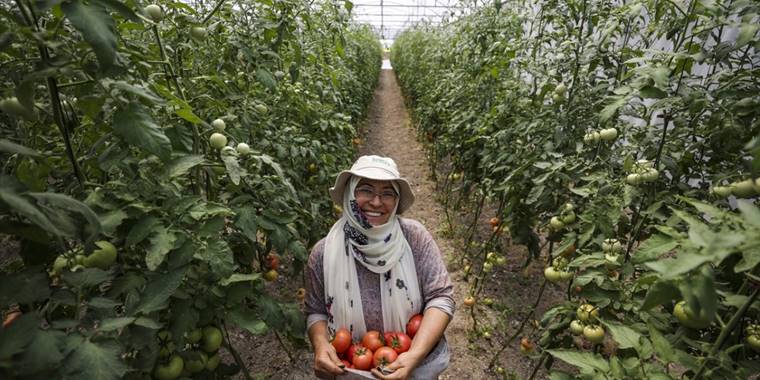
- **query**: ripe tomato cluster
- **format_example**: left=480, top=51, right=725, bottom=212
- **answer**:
left=331, top=314, right=422, bottom=371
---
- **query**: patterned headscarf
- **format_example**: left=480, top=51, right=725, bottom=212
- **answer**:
left=323, top=176, right=422, bottom=339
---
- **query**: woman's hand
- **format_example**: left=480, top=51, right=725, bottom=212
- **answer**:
left=370, top=351, right=423, bottom=380
left=313, top=343, right=345, bottom=379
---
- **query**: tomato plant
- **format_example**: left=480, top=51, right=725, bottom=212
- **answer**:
left=393, top=0, right=760, bottom=377
left=0, top=0, right=382, bottom=378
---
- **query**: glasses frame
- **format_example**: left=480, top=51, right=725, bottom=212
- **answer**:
left=354, top=186, right=399, bottom=203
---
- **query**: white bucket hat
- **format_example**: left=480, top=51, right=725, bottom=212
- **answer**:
left=330, top=155, right=415, bottom=214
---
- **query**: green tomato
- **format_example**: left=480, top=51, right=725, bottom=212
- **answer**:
left=206, top=352, right=221, bottom=370
left=0, top=97, right=27, bottom=116
left=569, top=320, right=585, bottom=335
left=558, top=270, right=573, bottom=281
left=561, top=210, right=576, bottom=224
left=673, top=301, right=710, bottom=329
left=83, top=241, right=117, bottom=269
left=549, top=216, right=565, bottom=230
left=184, top=351, right=208, bottom=373
left=641, top=168, right=659, bottom=182
left=626, top=173, right=641, bottom=185
left=731, top=179, right=757, bottom=198
left=747, top=335, right=760, bottom=352
left=576, top=304, right=599, bottom=322
left=544, top=266, right=562, bottom=283
left=583, top=325, right=605, bottom=344
left=202, top=326, right=223, bottom=353
left=154, top=355, right=183, bottom=380
left=52, top=255, right=69, bottom=274
left=483, top=261, right=493, bottom=273
left=554, top=83, right=567, bottom=96
left=599, top=128, right=618, bottom=141
left=254, top=104, right=268, bottom=114
left=144, top=4, right=164, bottom=22
left=190, top=26, right=207, bottom=41
left=187, top=328, right=203, bottom=344
left=236, top=143, right=250, bottom=155
left=211, top=118, right=226, bottom=131
left=274, top=70, right=286, bottom=80
left=209, top=133, right=227, bottom=149
left=712, top=185, right=732, bottom=197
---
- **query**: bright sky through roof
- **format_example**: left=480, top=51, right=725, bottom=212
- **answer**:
left=350, top=0, right=463, bottom=44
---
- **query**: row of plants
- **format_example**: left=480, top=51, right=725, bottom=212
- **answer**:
left=392, top=0, right=759, bottom=378
left=0, top=0, right=381, bottom=378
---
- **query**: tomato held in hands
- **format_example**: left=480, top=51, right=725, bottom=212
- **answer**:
left=373, top=346, right=398, bottom=367
left=352, top=347, right=374, bottom=370
left=340, top=359, right=353, bottom=369
left=387, top=332, right=412, bottom=354
left=332, top=328, right=352, bottom=354
left=346, top=343, right=364, bottom=363
left=361, top=330, right=385, bottom=351
left=406, top=314, right=423, bottom=338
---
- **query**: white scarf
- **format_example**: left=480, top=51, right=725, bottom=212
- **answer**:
left=323, top=176, right=422, bottom=339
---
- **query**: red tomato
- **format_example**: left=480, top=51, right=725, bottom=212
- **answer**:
left=346, top=343, right=364, bottom=363
left=332, top=328, right=352, bottom=354
left=340, top=359, right=352, bottom=369
left=352, top=347, right=374, bottom=370
left=406, top=314, right=423, bottom=338
left=373, top=346, right=398, bottom=367
left=388, top=332, right=412, bottom=354
left=361, top=330, right=384, bottom=352
left=266, top=253, right=280, bottom=270
left=383, top=332, right=395, bottom=347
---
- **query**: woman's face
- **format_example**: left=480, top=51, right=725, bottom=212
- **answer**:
left=353, top=178, right=398, bottom=226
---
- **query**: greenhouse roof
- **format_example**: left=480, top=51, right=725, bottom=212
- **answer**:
left=350, top=0, right=463, bottom=43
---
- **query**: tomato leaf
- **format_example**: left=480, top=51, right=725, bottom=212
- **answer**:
left=221, top=150, right=243, bottom=185
left=112, top=103, right=172, bottom=161
left=0, top=139, right=41, bottom=158
left=220, top=273, right=262, bottom=286
left=146, top=226, right=177, bottom=271
left=640, top=279, right=679, bottom=311
left=164, top=155, right=205, bottom=178
left=228, top=306, right=269, bottom=335
left=61, top=0, right=117, bottom=71
left=62, top=337, right=128, bottom=380
left=196, top=239, right=234, bottom=279
left=133, top=267, right=187, bottom=315
left=126, top=215, right=160, bottom=246
left=61, top=268, right=113, bottom=288
left=546, top=349, right=610, bottom=373
left=256, top=68, right=277, bottom=90
left=631, top=234, right=678, bottom=264
left=99, top=317, right=137, bottom=332
left=601, top=321, right=643, bottom=350
left=0, top=312, right=40, bottom=361
left=736, top=23, right=759, bottom=48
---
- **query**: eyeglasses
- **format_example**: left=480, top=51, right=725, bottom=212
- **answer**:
left=355, top=186, right=398, bottom=203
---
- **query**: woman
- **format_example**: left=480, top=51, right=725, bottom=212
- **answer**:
left=305, top=155, right=454, bottom=379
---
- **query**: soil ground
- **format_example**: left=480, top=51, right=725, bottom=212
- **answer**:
left=226, top=64, right=567, bottom=379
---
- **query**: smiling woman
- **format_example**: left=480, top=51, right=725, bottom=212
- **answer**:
left=305, top=155, right=454, bottom=379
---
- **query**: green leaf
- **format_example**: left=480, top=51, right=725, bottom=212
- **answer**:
left=15, top=329, right=66, bottom=375
left=164, top=155, right=205, bottom=178
left=235, top=206, right=258, bottom=243
left=30, top=192, right=102, bottom=242
left=62, top=337, right=128, bottom=380
left=61, top=268, right=113, bottom=288
left=0, top=312, right=39, bottom=361
left=0, top=182, right=64, bottom=237
left=645, top=253, right=712, bottom=278
left=105, top=80, right=164, bottom=104
left=89, top=297, right=120, bottom=309
left=112, top=103, right=172, bottom=161
left=133, top=267, right=187, bottom=314
left=221, top=273, right=261, bottom=286
left=0, top=271, right=51, bottom=307
left=126, top=215, right=159, bottom=246
left=601, top=321, right=642, bottom=350
left=195, top=239, right=234, bottom=279
left=631, top=234, right=679, bottom=264
left=546, top=349, right=610, bottom=373
left=256, top=68, right=277, bottom=90
left=600, top=96, right=626, bottom=122
left=99, top=317, right=136, bottom=332
left=227, top=306, right=269, bottom=335
left=737, top=200, right=760, bottom=228
left=640, top=279, right=679, bottom=310
left=99, top=208, right=127, bottom=237
left=221, top=149, right=243, bottom=185
left=146, top=226, right=177, bottom=271
left=0, top=139, right=41, bottom=158
left=736, top=23, right=759, bottom=48
left=61, top=0, right=117, bottom=71
left=94, top=0, right=141, bottom=22
left=639, top=85, right=667, bottom=99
